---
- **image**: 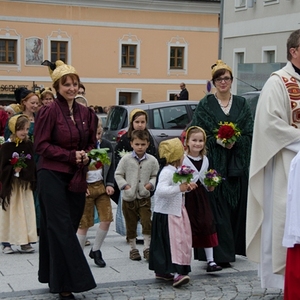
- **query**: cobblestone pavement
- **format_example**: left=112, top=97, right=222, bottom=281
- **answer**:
left=0, top=270, right=283, bottom=300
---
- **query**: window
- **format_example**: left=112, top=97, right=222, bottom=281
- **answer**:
left=0, top=39, right=17, bottom=64
left=265, top=51, right=275, bottom=63
left=153, top=106, right=188, bottom=130
left=170, top=47, right=184, bottom=69
left=122, top=45, right=136, bottom=68
left=235, top=0, right=246, bottom=8
left=119, top=34, right=140, bottom=74
left=51, top=41, right=68, bottom=62
left=262, top=46, right=276, bottom=63
left=168, top=37, right=188, bottom=75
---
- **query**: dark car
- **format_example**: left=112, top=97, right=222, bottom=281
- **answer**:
left=103, top=100, right=199, bottom=149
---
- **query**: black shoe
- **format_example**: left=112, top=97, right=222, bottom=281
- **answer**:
left=89, top=249, right=106, bottom=267
left=206, top=261, right=222, bottom=272
left=59, top=292, right=75, bottom=299
left=217, top=262, right=232, bottom=268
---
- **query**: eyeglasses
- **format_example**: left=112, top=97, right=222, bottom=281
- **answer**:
left=77, top=91, right=85, bottom=96
left=215, top=77, right=232, bottom=83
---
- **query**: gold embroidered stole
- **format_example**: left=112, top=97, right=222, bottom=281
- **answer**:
left=281, top=76, right=300, bottom=128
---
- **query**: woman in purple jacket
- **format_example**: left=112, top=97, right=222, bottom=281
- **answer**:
left=34, top=60, right=98, bottom=300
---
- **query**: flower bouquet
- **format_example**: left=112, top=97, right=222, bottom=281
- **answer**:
left=214, top=121, right=241, bottom=146
left=118, top=149, right=132, bottom=158
left=173, top=165, right=195, bottom=184
left=10, top=151, right=32, bottom=177
left=204, top=169, right=224, bottom=187
left=87, top=148, right=110, bottom=169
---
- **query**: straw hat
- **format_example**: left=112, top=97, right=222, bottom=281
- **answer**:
left=211, top=60, right=232, bottom=76
left=159, top=138, right=184, bottom=164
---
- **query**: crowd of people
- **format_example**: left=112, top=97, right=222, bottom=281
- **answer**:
left=1, top=29, right=300, bottom=300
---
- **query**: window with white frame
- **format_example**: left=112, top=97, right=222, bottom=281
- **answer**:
left=262, top=46, right=276, bottom=63
left=119, top=34, right=140, bottom=74
left=51, top=41, right=68, bottom=63
left=0, top=39, right=17, bottom=64
left=48, top=30, right=71, bottom=64
left=0, top=27, right=20, bottom=70
left=167, top=36, right=188, bottom=75
left=122, top=44, right=137, bottom=68
left=235, top=0, right=247, bottom=9
left=232, top=49, right=246, bottom=93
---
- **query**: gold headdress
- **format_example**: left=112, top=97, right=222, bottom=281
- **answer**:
left=211, top=60, right=232, bottom=76
left=129, top=108, right=147, bottom=123
left=185, top=126, right=207, bottom=142
left=8, top=114, right=29, bottom=146
left=41, top=60, right=77, bottom=83
left=5, top=104, right=21, bottom=114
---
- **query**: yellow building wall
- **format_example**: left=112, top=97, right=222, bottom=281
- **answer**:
left=0, top=1, right=220, bottom=106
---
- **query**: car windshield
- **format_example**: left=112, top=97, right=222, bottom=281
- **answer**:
left=106, top=106, right=127, bottom=130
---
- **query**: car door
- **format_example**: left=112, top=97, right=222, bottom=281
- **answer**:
left=149, top=104, right=190, bottom=148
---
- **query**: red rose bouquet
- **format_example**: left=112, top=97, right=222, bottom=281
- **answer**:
left=173, top=165, right=195, bottom=184
left=10, top=151, right=32, bottom=177
left=214, top=121, right=241, bottom=146
left=87, top=148, right=110, bottom=169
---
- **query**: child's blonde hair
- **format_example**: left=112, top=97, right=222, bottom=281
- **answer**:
left=185, top=126, right=207, bottom=157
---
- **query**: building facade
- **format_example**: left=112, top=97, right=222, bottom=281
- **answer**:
left=0, top=0, right=220, bottom=106
left=221, top=0, right=300, bottom=94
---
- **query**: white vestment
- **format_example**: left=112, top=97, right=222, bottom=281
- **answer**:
left=246, top=61, right=300, bottom=289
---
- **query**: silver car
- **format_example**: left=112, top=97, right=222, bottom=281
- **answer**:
left=102, top=100, right=198, bottom=149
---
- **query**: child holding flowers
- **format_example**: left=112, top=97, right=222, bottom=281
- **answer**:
left=149, top=138, right=197, bottom=288
left=0, top=115, right=37, bottom=253
left=183, top=126, right=222, bottom=272
left=77, top=119, right=115, bottom=267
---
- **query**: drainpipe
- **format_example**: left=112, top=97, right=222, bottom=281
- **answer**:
left=218, top=0, right=224, bottom=59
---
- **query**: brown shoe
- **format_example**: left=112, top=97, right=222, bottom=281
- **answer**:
left=143, top=248, right=150, bottom=261
left=129, top=249, right=141, bottom=261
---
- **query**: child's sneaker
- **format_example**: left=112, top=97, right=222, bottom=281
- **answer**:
left=20, top=244, right=35, bottom=253
left=155, top=273, right=174, bottom=281
left=173, top=274, right=190, bottom=287
left=2, top=246, right=14, bottom=254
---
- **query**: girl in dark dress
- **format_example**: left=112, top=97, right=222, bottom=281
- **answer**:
left=183, top=126, right=222, bottom=272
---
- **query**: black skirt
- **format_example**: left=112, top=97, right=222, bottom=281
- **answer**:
left=149, top=212, right=191, bottom=275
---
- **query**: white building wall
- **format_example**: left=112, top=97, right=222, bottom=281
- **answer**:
left=222, top=0, right=300, bottom=93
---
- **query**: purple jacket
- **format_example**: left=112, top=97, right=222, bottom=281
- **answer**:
left=34, top=93, right=98, bottom=174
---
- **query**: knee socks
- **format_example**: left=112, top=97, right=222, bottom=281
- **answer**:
left=92, top=227, right=108, bottom=251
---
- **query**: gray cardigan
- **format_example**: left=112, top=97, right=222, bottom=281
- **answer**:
left=114, top=153, right=159, bottom=201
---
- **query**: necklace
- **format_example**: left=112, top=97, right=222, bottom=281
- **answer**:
left=214, top=93, right=232, bottom=115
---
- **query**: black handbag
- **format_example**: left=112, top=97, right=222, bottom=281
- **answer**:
left=228, top=151, right=243, bottom=177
